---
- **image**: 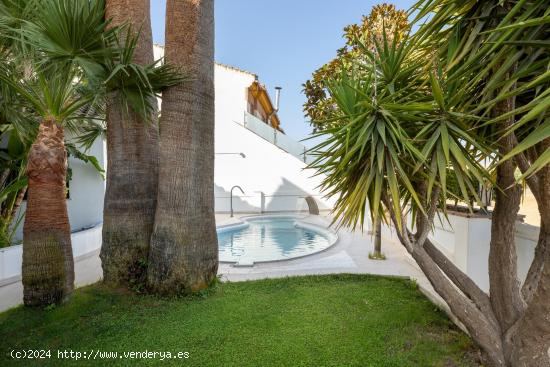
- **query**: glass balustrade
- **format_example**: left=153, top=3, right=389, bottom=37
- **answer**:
left=243, top=112, right=313, bottom=164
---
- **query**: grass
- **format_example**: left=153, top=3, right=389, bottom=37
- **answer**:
left=369, top=252, right=387, bottom=260
left=0, top=274, right=479, bottom=366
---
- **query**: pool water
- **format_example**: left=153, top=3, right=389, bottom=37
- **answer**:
left=217, top=216, right=334, bottom=265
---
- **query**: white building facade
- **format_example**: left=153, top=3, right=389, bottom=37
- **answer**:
left=13, top=47, right=332, bottom=241
left=211, top=61, right=331, bottom=214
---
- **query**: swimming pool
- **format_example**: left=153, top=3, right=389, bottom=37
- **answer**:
left=217, top=216, right=337, bottom=266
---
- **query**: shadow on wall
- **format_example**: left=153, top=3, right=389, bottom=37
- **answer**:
left=215, top=184, right=260, bottom=213
left=264, top=178, right=313, bottom=212
left=214, top=178, right=330, bottom=214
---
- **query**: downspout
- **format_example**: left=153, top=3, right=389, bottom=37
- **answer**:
left=268, top=86, right=282, bottom=130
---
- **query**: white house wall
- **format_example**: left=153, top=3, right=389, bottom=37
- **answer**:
left=213, top=64, right=333, bottom=213
left=382, top=212, right=539, bottom=292
left=155, top=44, right=333, bottom=214
left=11, top=48, right=333, bottom=243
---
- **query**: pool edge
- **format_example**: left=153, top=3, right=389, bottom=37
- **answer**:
left=216, top=214, right=339, bottom=267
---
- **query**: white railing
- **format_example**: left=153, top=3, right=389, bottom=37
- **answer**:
left=243, top=112, right=314, bottom=164
left=214, top=191, right=330, bottom=214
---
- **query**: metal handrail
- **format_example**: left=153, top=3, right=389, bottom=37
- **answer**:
left=230, top=185, right=245, bottom=217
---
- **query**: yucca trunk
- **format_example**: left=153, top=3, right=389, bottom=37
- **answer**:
left=100, top=0, right=159, bottom=285
left=488, top=96, right=524, bottom=347
left=509, top=231, right=550, bottom=366
left=508, top=160, right=550, bottom=366
left=148, top=0, right=218, bottom=294
left=22, top=118, right=74, bottom=306
left=373, top=217, right=382, bottom=257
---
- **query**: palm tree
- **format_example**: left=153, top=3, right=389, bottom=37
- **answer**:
left=0, top=0, right=179, bottom=306
left=0, top=0, right=116, bottom=306
left=148, top=0, right=218, bottom=295
left=100, top=0, right=161, bottom=286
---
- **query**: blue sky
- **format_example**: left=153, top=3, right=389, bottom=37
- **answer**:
left=151, top=1, right=416, bottom=144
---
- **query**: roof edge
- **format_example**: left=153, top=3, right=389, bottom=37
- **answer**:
left=153, top=44, right=257, bottom=77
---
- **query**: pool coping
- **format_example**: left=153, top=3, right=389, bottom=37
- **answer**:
left=216, top=214, right=339, bottom=267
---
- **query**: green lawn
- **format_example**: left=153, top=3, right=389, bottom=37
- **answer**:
left=0, top=274, right=479, bottom=366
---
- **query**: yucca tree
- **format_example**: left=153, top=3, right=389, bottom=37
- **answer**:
left=303, top=3, right=410, bottom=132
left=304, top=5, right=412, bottom=259
left=0, top=0, right=179, bottom=306
left=310, top=0, right=549, bottom=365
left=148, top=0, right=218, bottom=295
left=100, top=0, right=161, bottom=287
left=412, top=1, right=550, bottom=365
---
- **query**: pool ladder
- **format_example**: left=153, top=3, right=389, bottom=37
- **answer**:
left=230, top=185, right=245, bottom=217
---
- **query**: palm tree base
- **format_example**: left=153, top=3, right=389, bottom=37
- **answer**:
left=147, top=225, right=218, bottom=296
left=100, top=219, right=152, bottom=287
left=22, top=231, right=74, bottom=306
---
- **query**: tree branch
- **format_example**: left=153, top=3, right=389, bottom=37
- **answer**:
left=511, top=133, right=540, bottom=201
left=411, top=245, right=506, bottom=366
left=488, top=94, right=526, bottom=331
left=381, top=189, right=505, bottom=364
left=525, top=146, right=539, bottom=168
left=424, top=238, right=500, bottom=329
left=415, top=185, right=441, bottom=247
left=381, top=192, right=413, bottom=252
left=521, top=154, right=550, bottom=304
left=521, top=222, right=548, bottom=304
left=508, top=243, right=550, bottom=366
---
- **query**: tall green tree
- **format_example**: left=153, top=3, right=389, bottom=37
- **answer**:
left=303, top=3, right=409, bottom=132
left=0, top=0, right=179, bottom=306
left=310, top=1, right=549, bottom=365
left=412, top=1, right=550, bottom=364
left=100, top=0, right=161, bottom=287
left=304, top=4, right=409, bottom=259
left=0, top=0, right=113, bottom=306
left=148, top=0, right=218, bottom=295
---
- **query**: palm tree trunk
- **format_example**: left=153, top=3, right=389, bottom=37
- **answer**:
left=148, top=0, right=218, bottom=295
left=22, top=117, right=74, bottom=306
left=100, top=0, right=160, bottom=286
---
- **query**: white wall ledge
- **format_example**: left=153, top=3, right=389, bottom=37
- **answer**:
left=0, top=224, right=103, bottom=286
